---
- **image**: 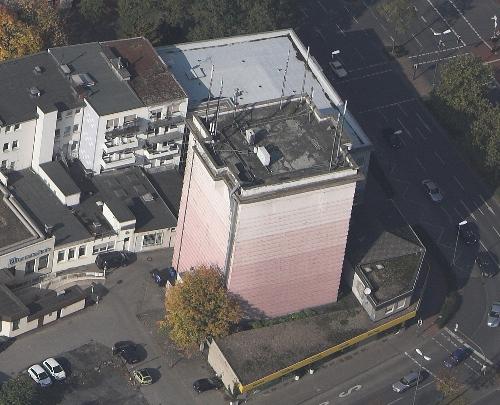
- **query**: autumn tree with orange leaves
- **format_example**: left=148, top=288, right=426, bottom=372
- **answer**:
left=163, top=265, right=242, bottom=354
left=0, top=5, right=42, bottom=61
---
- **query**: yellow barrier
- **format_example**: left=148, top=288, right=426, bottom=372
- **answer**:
left=238, top=309, right=417, bottom=393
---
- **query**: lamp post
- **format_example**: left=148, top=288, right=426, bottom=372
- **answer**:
left=413, top=349, right=431, bottom=405
left=492, top=15, right=498, bottom=40
left=331, top=49, right=340, bottom=59
left=454, top=323, right=487, bottom=373
left=452, top=220, right=467, bottom=266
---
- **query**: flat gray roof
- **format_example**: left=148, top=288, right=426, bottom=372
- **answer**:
left=10, top=170, right=91, bottom=246
left=40, top=161, right=81, bottom=196
left=0, top=198, right=34, bottom=250
left=147, top=169, right=183, bottom=217
left=0, top=52, right=82, bottom=126
left=105, top=198, right=135, bottom=223
left=49, top=43, right=144, bottom=116
left=0, top=283, right=29, bottom=322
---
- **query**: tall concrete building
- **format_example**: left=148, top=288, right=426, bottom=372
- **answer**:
left=163, top=31, right=368, bottom=317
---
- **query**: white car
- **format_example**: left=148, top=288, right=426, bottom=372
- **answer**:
left=42, top=357, right=66, bottom=381
left=330, top=60, right=348, bottom=78
left=28, top=364, right=52, bottom=387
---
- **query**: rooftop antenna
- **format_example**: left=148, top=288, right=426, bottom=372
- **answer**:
left=335, top=100, right=348, bottom=163
left=212, top=77, right=224, bottom=137
left=300, top=46, right=310, bottom=103
left=233, top=88, right=239, bottom=120
left=204, top=64, right=215, bottom=122
left=308, top=86, right=314, bottom=123
left=279, top=48, right=291, bottom=110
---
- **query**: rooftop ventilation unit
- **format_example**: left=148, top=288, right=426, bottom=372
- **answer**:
left=29, top=87, right=41, bottom=97
left=141, top=192, right=155, bottom=202
left=71, top=73, right=95, bottom=87
left=255, top=145, right=270, bottom=166
left=44, top=224, right=54, bottom=235
left=363, top=266, right=372, bottom=273
left=60, top=64, right=71, bottom=75
left=33, top=65, right=43, bottom=75
left=56, top=290, right=66, bottom=296
left=245, top=129, right=256, bottom=145
left=375, top=264, right=385, bottom=270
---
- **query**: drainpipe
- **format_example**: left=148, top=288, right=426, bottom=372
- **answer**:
left=223, top=185, right=240, bottom=284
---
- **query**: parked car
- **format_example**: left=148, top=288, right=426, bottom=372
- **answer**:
left=133, top=369, right=153, bottom=385
left=28, top=364, right=52, bottom=387
left=382, top=128, right=403, bottom=149
left=443, top=347, right=470, bottom=368
left=422, top=179, right=443, bottom=203
left=42, top=357, right=66, bottom=381
left=330, top=60, right=348, bottom=78
left=458, top=220, right=478, bottom=245
left=487, top=302, right=500, bottom=327
left=193, top=377, right=224, bottom=393
left=95, top=251, right=130, bottom=270
left=0, top=336, right=14, bottom=353
left=392, top=371, right=423, bottom=393
left=112, top=341, right=140, bottom=364
left=476, top=254, right=497, bottom=278
left=151, top=267, right=176, bottom=286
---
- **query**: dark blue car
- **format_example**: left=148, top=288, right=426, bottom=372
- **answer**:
left=443, top=347, right=470, bottom=368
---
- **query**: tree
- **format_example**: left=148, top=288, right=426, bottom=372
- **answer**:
left=435, top=370, right=466, bottom=401
left=376, top=0, right=417, bottom=35
left=163, top=265, right=242, bottom=354
left=0, top=5, right=42, bottom=61
left=0, top=374, right=37, bottom=405
left=117, top=0, right=163, bottom=44
left=78, top=0, right=106, bottom=25
left=471, top=106, right=500, bottom=179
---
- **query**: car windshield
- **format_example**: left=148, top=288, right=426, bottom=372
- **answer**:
left=53, top=365, right=63, bottom=373
left=401, top=377, right=413, bottom=385
left=430, top=188, right=439, bottom=194
left=489, top=311, right=499, bottom=318
left=38, top=371, right=49, bottom=379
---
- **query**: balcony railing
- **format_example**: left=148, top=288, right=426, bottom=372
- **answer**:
left=103, top=138, right=139, bottom=153
left=105, top=119, right=145, bottom=139
left=101, top=152, right=136, bottom=169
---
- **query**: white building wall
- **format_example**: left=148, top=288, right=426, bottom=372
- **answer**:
left=54, top=107, right=84, bottom=159
left=1, top=316, right=38, bottom=338
left=60, top=299, right=86, bottom=317
left=32, top=108, right=57, bottom=168
left=0, top=119, right=37, bottom=171
left=79, top=101, right=100, bottom=171
left=207, top=340, right=241, bottom=394
left=43, top=311, right=58, bottom=325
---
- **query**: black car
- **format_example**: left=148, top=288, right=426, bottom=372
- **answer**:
left=382, top=128, right=403, bottom=149
left=151, top=267, right=176, bottom=286
left=95, top=251, right=130, bottom=270
left=443, top=347, right=470, bottom=368
left=193, top=377, right=223, bottom=393
left=476, top=254, right=497, bottom=278
left=458, top=221, right=478, bottom=245
left=112, top=341, right=140, bottom=364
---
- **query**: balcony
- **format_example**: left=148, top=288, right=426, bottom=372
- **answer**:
left=137, top=130, right=183, bottom=144
left=105, top=119, right=145, bottom=139
left=103, top=137, right=139, bottom=153
left=148, top=113, right=184, bottom=128
left=101, top=151, right=136, bottom=170
left=143, top=143, right=179, bottom=161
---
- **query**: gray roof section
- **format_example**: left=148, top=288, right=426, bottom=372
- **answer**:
left=0, top=283, right=29, bottom=322
left=9, top=170, right=91, bottom=246
left=40, top=161, right=81, bottom=196
left=26, top=285, right=86, bottom=321
left=146, top=169, right=183, bottom=217
left=93, top=167, right=177, bottom=232
left=0, top=52, right=82, bottom=126
left=0, top=198, right=34, bottom=250
left=105, top=198, right=135, bottom=223
left=49, top=43, right=143, bottom=116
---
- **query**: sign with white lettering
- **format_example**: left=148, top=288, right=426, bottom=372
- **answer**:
left=9, top=248, right=51, bottom=266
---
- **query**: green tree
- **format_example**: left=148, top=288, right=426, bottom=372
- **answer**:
left=163, top=265, right=242, bottom=354
left=376, top=0, right=417, bottom=35
left=435, top=370, right=466, bottom=399
left=471, top=106, right=500, bottom=179
left=78, top=0, right=106, bottom=25
left=117, top=0, right=162, bottom=43
left=0, top=374, right=37, bottom=405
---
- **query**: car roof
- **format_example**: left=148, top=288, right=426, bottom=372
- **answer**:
left=491, top=302, right=500, bottom=312
left=404, top=371, right=419, bottom=380
left=30, top=364, right=45, bottom=373
left=44, top=358, right=59, bottom=367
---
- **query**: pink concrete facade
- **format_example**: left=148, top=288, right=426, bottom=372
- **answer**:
left=172, top=147, right=230, bottom=272
left=227, top=184, right=356, bottom=317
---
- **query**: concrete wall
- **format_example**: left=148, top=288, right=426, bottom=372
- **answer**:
left=79, top=101, right=100, bottom=171
left=32, top=108, right=57, bottom=167
left=207, top=340, right=241, bottom=394
left=1, top=316, right=38, bottom=338
left=43, top=311, right=58, bottom=325
left=227, top=182, right=356, bottom=317
left=60, top=299, right=86, bottom=317
left=35, top=165, right=81, bottom=207
left=0, top=118, right=36, bottom=171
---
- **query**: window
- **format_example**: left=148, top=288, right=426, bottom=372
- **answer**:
left=73, top=124, right=79, bottom=132
left=1, top=160, right=6, bottom=169
left=123, top=114, right=136, bottom=125
left=9, top=162, right=14, bottom=170
left=397, top=299, right=406, bottom=309
left=3, top=143, right=8, bottom=151
left=25, top=259, right=35, bottom=274
left=5, top=125, right=11, bottom=132
left=12, top=140, right=18, bottom=149
left=150, top=109, right=161, bottom=120
left=92, top=242, right=114, bottom=255
left=142, top=233, right=163, bottom=247
left=14, top=123, right=20, bottom=130
left=57, top=112, right=62, bottom=120
left=64, top=126, right=71, bottom=135
left=68, top=248, right=75, bottom=260
left=385, top=304, right=394, bottom=315
left=55, top=129, right=60, bottom=137
left=57, top=250, right=65, bottom=262
left=106, top=118, right=119, bottom=130
left=38, top=254, right=49, bottom=270
left=75, top=108, right=81, bottom=114
left=78, top=245, right=86, bottom=257
left=12, top=320, right=19, bottom=331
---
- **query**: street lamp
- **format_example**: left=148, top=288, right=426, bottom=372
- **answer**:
left=452, top=220, right=467, bottom=266
left=413, top=349, right=431, bottom=405
left=492, top=15, right=498, bottom=40
left=331, top=50, right=340, bottom=59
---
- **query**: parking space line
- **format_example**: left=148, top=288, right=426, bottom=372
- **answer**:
left=359, top=98, right=417, bottom=114
left=453, top=206, right=463, bottom=218
left=404, top=352, right=439, bottom=380
left=444, top=328, right=494, bottom=366
left=415, top=157, right=425, bottom=171
left=397, top=118, right=413, bottom=139
left=476, top=205, right=484, bottom=215
left=348, top=61, right=392, bottom=73
left=453, top=176, right=465, bottom=191
left=434, top=151, right=445, bottom=165
left=317, top=0, right=328, bottom=14
left=493, top=226, right=500, bottom=238
left=336, top=23, right=346, bottom=36
left=397, top=103, right=408, bottom=117
left=440, top=206, right=453, bottom=223
left=480, top=195, right=496, bottom=215
left=416, top=113, right=431, bottom=132
left=460, top=200, right=476, bottom=220
left=415, top=127, right=428, bottom=140
left=420, top=15, right=427, bottom=23
left=379, top=110, right=389, bottom=123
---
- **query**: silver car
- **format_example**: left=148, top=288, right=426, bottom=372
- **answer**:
left=28, top=364, right=52, bottom=387
left=422, top=179, right=443, bottom=203
left=487, top=302, right=500, bottom=327
left=392, top=371, right=422, bottom=393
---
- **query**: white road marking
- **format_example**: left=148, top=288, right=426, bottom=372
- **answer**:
left=412, top=35, right=423, bottom=47
left=444, top=327, right=494, bottom=366
left=404, top=352, right=439, bottom=379
left=433, top=336, right=481, bottom=376
left=476, top=205, right=484, bottom=215
left=415, top=126, right=428, bottom=140
left=426, top=0, right=465, bottom=46
left=454, top=176, right=465, bottom=191
left=480, top=196, right=496, bottom=215
left=344, top=6, right=359, bottom=24
left=408, top=45, right=466, bottom=59
left=415, top=157, right=425, bottom=171
left=413, top=52, right=470, bottom=67
left=337, top=24, right=346, bottom=36
left=434, top=151, right=445, bottom=165
left=420, top=15, right=427, bottom=23
left=338, top=384, right=362, bottom=398
left=493, top=226, right=500, bottom=238
left=397, top=103, right=408, bottom=117
left=453, top=206, right=463, bottom=218
left=397, top=118, right=413, bottom=139
left=386, top=397, right=404, bottom=405
left=359, top=98, right=417, bottom=114
left=317, top=0, right=328, bottom=14
left=460, top=200, right=476, bottom=220
left=379, top=110, right=390, bottom=123
left=416, top=113, right=431, bottom=132
left=338, top=69, right=392, bottom=83
left=440, top=206, right=453, bottom=223
left=353, top=47, right=365, bottom=61
left=348, top=61, right=392, bottom=72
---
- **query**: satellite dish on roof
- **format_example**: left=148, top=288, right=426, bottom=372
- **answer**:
left=364, top=287, right=372, bottom=295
